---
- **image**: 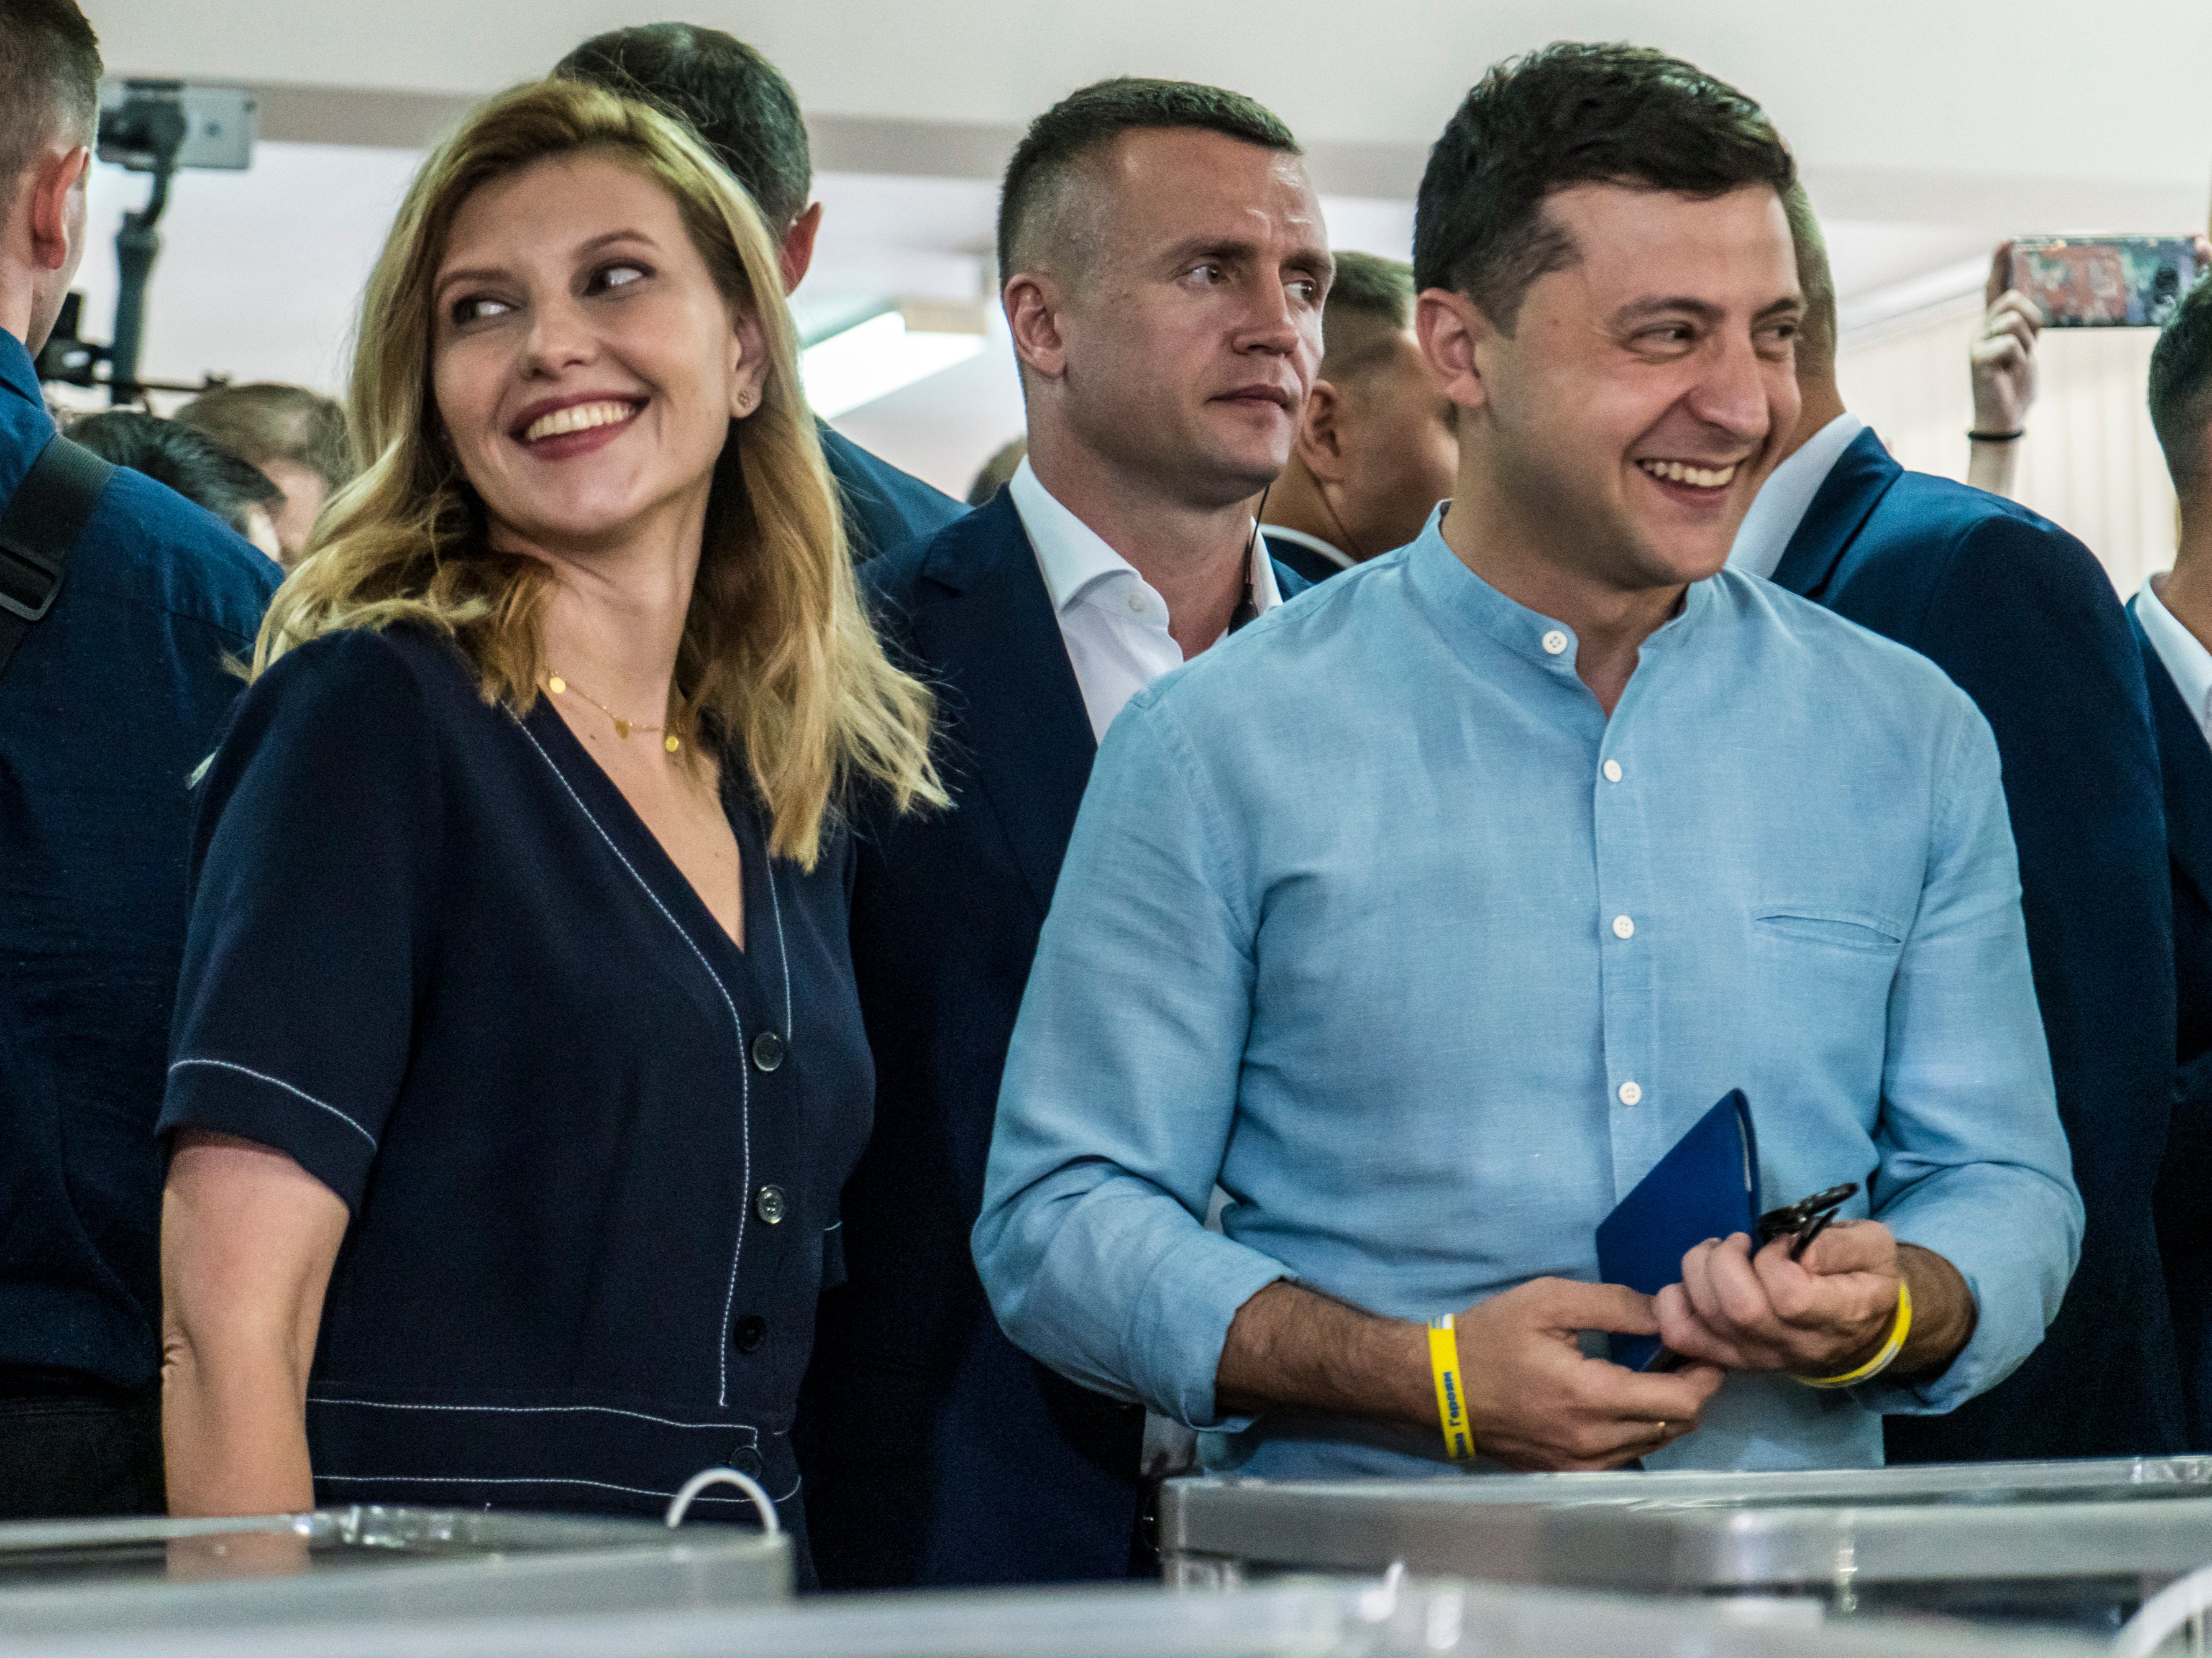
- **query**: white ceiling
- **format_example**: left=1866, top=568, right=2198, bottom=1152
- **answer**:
left=71, top=0, right=2211, bottom=496
left=85, top=0, right=2212, bottom=199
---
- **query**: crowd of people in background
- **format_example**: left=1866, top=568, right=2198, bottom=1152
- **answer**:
left=6, top=0, right=2212, bottom=1603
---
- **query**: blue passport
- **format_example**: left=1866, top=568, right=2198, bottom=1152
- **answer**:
left=1594, top=1089, right=1763, bottom=1370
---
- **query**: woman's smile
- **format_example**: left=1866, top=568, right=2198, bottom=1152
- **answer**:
left=510, top=394, right=647, bottom=460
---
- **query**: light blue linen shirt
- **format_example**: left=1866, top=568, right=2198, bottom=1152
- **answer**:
left=972, top=513, right=2081, bottom=1478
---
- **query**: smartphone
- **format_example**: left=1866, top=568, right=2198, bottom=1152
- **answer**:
left=2009, top=236, right=2204, bottom=328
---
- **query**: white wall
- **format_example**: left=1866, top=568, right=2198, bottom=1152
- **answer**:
left=1840, top=311, right=2178, bottom=595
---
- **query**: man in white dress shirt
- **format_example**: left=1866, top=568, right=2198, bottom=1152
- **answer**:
left=1729, top=182, right=2187, bottom=1465
left=798, top=77, right=1327, bottom=1591
left=2134, top=275, right=2212, bottom=1451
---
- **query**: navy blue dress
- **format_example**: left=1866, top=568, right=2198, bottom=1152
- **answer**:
left=158, top=625, right=869, bottom=1553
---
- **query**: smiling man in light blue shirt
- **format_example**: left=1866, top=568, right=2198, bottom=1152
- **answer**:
left=972, top=44, right=2080, bottom=1479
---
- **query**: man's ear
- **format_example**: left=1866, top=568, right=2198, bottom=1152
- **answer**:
left=1003, top=272, right=1069, bottom=383
left=779, top=202, right=823, bottom=296
left=1415, top=287, right=1494, bottom=419
left=1294, top=379, right=1350, bottom=482
left=29, top=145, right=89, bottom=273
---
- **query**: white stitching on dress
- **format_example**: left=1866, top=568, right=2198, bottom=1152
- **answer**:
left=309, top=1396, right=757, bottom=1437
left=766, top=863, right=792, bottom=1036
left=167, top=1058, right=379, bottom=1148
left=507, top=712, right=751, bottom=1408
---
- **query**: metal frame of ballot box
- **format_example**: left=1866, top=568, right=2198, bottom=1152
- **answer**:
left=0, top=1577, right=2114, bottom=1658
left=1158, top=1458, right=2212, bottom=1634
left=0, top=1505, right=788, bottom=1637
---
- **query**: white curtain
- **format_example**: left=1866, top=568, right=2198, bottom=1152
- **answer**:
left=1837, top=304, right=2177, bottom=597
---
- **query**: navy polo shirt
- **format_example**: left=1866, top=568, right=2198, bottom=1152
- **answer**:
left=0, top=327, right=276, bottom=1391
left=158, top=625, right=869, bottom=1536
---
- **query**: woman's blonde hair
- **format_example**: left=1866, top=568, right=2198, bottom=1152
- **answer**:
left=254, top=76, right=941, bottom=866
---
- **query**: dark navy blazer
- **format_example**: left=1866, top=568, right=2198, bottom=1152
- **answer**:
left=1770, top=428, right=2185, bottom=1459
left=799, top=491, right=1308, bottom=1588
left=2132, top=600, right=2212, bottom=1449
left=0, top=329, right=275, bottom=1393
left=818, top=421, right=962, bottom=564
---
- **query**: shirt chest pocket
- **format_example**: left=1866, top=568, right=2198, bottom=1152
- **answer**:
left=1748, top=904, right=1908, bottom=1042
left=1753, top=907, right=1907, bottom=956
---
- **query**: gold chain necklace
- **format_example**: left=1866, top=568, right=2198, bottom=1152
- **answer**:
left=546, top=671, right=682, bottom=753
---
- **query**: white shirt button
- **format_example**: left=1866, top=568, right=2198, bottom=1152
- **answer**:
left=1127, top=593, right=1146, bottom=613
left=1618, top=1081, right=1643, bottom=1106
left=1612, top=914, right=1635, bottom=939
left=1603, top=759, right=1623, bottom=783
left=1541, top=630, right=1568, bottom=656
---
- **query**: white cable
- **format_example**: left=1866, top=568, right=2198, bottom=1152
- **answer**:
left=663, top=1465, right=781, bottom=1535
left=2115, top=1563, right=2212, bottom=1658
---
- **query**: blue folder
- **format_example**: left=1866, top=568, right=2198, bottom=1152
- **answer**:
left=1594, top=1089, right=1763, bottom=1370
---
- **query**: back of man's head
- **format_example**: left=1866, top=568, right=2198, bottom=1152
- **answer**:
left=1320, top=251, right=1416, bottom=382
left=2150, top=276, right=2212, bottom=508
left=1781, top=185, right=1838, bottom=378
left=175, top=382, right=354, bottom=493
left=68, top=410, right=281, bottom=536
left=1413, top=42, right=1794, bottom=334
left=0, top=0, right=98, bottom=188
left=555, top=23, right=810, bottom=234
left=997, top=76, right=1300, bottom=288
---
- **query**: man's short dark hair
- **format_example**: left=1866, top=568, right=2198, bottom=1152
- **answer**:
left=1321, top=252, right=1415, bottom=380
left=2150, top=275, right=2212, bottom=501
left=997, top=77, right=1300, bottom=285
left=176, top=382, right=354, bottom=494
left=68, top=411, right=281, bottom=536
left=0, top=0, right=102, bottom=196
left=1414, top=42, right=1795, bottom=332
left=555, top=23, right=811, bottom=233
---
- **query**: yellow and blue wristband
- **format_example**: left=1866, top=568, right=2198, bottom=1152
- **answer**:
left=1427, top=1314, right=1476, bottom=1462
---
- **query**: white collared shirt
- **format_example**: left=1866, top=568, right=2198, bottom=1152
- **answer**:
left=2137, top=575, right=2212, bottom=751
left=1261, top=524, right=1355, bottom=572
left=1728, top=411, right=1867, bottom=581
left=1008, top=456, right=1284, bottom=743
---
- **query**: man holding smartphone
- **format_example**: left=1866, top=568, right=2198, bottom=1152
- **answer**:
left=1731, top=196, right=2191, bottom=1463
left=974, top=45, right=2078, bottom=1476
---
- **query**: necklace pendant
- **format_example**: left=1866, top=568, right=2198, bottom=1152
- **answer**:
left=547, top=676, right=566, bottom=695
left=614, top=718, right=631, bottom=740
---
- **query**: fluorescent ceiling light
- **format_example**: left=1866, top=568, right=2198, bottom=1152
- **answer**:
left=802, top=306, right=986, bottom=419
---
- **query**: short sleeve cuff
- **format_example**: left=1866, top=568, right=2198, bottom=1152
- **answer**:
left=160, top=1057, right=380, bottom=1212
left=1127, top=1227, right=1291, bottom=1431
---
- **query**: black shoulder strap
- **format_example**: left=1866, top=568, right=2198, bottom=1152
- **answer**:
left=0, top=432, right=116, bottom=679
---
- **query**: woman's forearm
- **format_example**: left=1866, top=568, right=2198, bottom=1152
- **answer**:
left=161, top=1317, right=316, bottom=1515
left=160, top=1132, right=349, bottom=1516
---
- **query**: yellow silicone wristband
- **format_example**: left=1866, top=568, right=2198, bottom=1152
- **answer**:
left=1798, top=1278, right=1913, bottom=1389
left=1427, top=1314, right=1476, bottom=1461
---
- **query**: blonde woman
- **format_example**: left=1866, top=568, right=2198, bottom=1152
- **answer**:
left=155, top=78, right=938, bottom=1564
